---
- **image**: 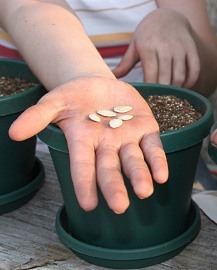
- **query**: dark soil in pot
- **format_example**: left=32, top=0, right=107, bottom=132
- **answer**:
left=146, top=95, right=202, bottom=132
left=0, top=76, right=37, bottom=97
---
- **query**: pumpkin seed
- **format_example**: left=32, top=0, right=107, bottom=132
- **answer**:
left=97, top=109, right=116, bottom=117
left=114, top=105, right=132, bottom=113
left=109, top=118, right=123, bottom=128
left=117, top=114, right=133, bottom=121
left=89, top=114, right=101, bottom=122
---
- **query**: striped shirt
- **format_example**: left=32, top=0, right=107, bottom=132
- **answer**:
left=0, top=28, right=23, bottom=60
left=65, top=0, right=157, bottom=57
left=0, top=0, right=157, bottom=81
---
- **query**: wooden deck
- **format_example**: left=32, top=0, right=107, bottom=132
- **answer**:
left=0, top=150, right=216, bottom=270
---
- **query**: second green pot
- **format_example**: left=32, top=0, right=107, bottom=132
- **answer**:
left=0, top=59, right=46, bottom=214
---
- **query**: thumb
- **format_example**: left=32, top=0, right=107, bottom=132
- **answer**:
left=112, top=43, right=139, bottom=78
left=9, top=96, right=63, bottom=141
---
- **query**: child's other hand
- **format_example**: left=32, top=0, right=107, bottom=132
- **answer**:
left=113, top=9, right=200, bottom=89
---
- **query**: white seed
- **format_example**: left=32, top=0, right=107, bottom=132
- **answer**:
left=97, top=109, right=116, bottom=117
left=117, top=114, right=133, bottom=121
left=113, top=105, right=132, bottom=113
left=89, top=114, right=101, bottom=122
left=109, top=118, right=123, bottom=128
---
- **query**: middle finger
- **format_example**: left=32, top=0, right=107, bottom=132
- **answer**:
left=96, top=146, right=129, bottom=214
left=120, top=142, right=154, bottom=199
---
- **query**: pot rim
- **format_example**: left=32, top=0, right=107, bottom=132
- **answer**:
left=0, top=59, right=47, bottom=116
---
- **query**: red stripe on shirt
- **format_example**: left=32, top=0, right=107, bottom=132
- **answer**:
left=97, top=44, right=128, bottom=58
left=0, top=45, right=23, bottom=60
left=0, top=44, right=128, bottom=62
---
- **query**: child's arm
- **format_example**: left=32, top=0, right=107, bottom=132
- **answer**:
left=0, top=0, right=115, bottom=89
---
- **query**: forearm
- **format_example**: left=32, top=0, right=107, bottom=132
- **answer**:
left=0, top=1, right=115, bottom=90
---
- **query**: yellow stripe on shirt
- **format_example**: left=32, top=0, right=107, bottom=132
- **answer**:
left=90, top=32, right=132, bottom=47
left=0, top=29, right=13, bottom=42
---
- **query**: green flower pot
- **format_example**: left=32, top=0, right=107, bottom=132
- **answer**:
left=208, top=121, right=217, bottom=164
left=0, top=59, right=46, bottom=214
left=38, top=83, right=214, bottom=269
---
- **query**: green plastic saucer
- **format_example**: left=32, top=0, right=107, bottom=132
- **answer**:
left=208, top=122, right=217, bottom=164
left=0, top=157, right=45, bottom=214
left=208, top=142, right=217, bottom=164
left=55, top=200, right=201, bottom=269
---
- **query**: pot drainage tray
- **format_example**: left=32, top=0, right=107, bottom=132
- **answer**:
left=55, top=200, right=201, bottom=269
left=208, top=142, right=217, bottom=164
left=208, top=122, right=217, bottom=164
left=0, top=157, right=45, bottom=214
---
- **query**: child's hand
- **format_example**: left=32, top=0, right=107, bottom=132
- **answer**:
left=9, top=76, right=168, bottom=214
left=113, top=9, right=200, bottom=89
